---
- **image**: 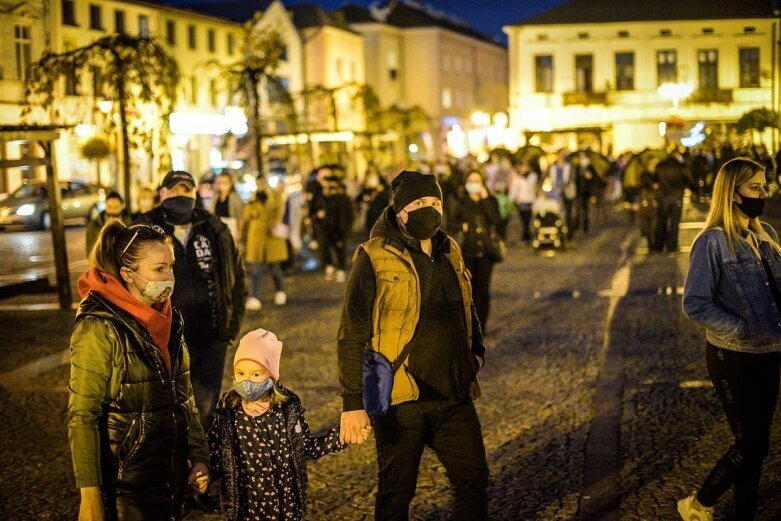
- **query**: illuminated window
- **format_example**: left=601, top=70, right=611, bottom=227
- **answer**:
left=138, top=15, right=149, bottom=37
left=615, top=52, right=634, bottom=90
left=698, top=49, right=718, bottom=89
left=441, top=88, right=452, bottom=109
left=535, top=55, right=553, bottom=93
left=14, top=25, right=32, bottom=80
left=739, top=48, right=760, bottom=87
left=657, top=50, right=677, bottom=85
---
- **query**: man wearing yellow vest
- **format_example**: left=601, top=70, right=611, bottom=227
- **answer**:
left=338, top=170, right=489, bottom=520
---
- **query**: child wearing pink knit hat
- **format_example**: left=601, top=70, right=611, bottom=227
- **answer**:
left=207, top=328, right=365, bottom=520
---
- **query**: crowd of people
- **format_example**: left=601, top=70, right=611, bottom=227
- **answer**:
left=68, top=143, right=781, bottom=521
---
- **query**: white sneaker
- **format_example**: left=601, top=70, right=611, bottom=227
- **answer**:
left=274, top=291, right=287, bottom=306
left=335, top=270, right=346, bottom=283
left=677, top=493, right=713, bottom=521
left=324, top=265, right=335, bottom=281
left=245, top=297, right=262, bottom=311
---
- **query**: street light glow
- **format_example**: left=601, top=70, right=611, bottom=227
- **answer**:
left=658, top=82, right=694, bottom=108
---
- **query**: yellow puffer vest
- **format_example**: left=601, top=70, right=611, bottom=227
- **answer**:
left=358, top=235, right=477, bottom=406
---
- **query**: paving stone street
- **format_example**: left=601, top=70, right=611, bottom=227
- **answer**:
left=0, top=206, right=780, bottom=520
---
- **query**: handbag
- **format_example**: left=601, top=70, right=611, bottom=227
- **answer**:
left=271, top=222, right=290, bottom=240
left=362, top=341, right=414, bottom=417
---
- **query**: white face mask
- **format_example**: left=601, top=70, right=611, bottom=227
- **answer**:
left=465, top=182, right=483, bottom=194
left=129, top=270, right=174, bottom=303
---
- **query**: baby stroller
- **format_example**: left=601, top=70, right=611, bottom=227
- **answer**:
left=531, top=190, right=567, bottom=250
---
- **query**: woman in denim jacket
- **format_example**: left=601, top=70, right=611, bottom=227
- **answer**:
left=679, top=158, right=781, bottom=521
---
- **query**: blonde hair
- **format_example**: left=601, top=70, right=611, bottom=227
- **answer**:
left=699, top=157, right=780, bottom=257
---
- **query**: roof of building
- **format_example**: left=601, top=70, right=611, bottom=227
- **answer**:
left=340, top=1, right=504, bottom=48
left=510, top=0, right=778, bottom=26
left=145, top=0, right=273, bottom=24
left=288, top=3, right=355, bottom=32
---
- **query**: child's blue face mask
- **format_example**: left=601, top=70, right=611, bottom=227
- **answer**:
left=233, top=378, right=274, bottom=402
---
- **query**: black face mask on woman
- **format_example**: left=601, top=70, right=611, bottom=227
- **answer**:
left=735, top=194, right=765, bottom=219
left=161, top=196, right=196, bottom=225
left=401, top=206, right=442, bottom=240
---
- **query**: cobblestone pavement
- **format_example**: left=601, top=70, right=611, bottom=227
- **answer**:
left=1, top=206, right=780, bottom=520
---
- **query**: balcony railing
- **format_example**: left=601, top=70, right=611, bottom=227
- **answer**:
left=691, top=88, right=733, bottom=104
left=562, top=91, right=608, bottom=106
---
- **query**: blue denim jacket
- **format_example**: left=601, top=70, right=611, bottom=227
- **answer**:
left=683, top=224, right=781, bottom=353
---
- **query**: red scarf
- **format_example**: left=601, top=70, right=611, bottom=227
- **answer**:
left=79, top=269, right=172, bottom=372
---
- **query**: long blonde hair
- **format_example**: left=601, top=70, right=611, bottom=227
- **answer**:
left=700, top=157, right=780, bottom=257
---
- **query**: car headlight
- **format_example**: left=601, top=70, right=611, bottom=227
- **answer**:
left=16, top=204, right=35, bottom=216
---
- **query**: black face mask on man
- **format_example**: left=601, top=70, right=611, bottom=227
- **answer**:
left=401, top=206, right=442, bottom=240
left=735, top=193, right=765, bottom=219
left=162, top=196, right=196, bottom=225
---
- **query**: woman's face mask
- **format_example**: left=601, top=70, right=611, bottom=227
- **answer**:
left=465, top=182, right=483, bottom=194
left=233, top=378, right=274, bottom=402
left=161, top=196, right=196, bottom=225
left=129, top=270, right=174, bottom=303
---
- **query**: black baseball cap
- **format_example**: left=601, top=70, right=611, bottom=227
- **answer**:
left=161, top=170, right=195, bottom=190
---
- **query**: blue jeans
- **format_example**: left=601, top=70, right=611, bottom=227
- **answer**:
left=247, top=262, right=284, bottom=299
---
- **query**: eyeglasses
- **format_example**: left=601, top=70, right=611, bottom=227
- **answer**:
left=120, top=224, right=167, bottom=259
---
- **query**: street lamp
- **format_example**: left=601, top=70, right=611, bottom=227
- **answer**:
left=658, top=82, right=694, bottom=108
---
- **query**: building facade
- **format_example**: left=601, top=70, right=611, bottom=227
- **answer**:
left=342, top=1, right=509, bottom=161
left=504, top=0, right=778, bottom=153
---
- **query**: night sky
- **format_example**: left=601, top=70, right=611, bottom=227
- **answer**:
left=290, top=0, right=569, bottom=44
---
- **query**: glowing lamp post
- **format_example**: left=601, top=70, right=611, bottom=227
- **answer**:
left=658, top=83, right=694, bottom=108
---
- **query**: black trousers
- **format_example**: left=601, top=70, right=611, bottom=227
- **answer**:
left=372, top=399, right=489, bottom=521
left=516, top=203, right=533, bottom=242
left=654, top=194, right=682, bottom=252
left=697, top=344, right=780, bottom=520
left=464, top=255, right=495, bottom=331
left=563, top=198, right=575, bottom=240
left=576, top=196, right=590, bottom=234
left=321, top=233, right=347, bottom=270
left=188, top=338, right=230, bottom=431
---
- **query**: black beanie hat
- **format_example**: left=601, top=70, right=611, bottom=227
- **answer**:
left=391, top=170, right=442, bottom=213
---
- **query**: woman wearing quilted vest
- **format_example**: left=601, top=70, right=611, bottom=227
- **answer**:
left=69, top=221, right=209, bottom=520
left=679, top=158, right=781, bottom=521
left=338, top=170, right=489, bottom=520
left=207, top=328, right=356, bottom=521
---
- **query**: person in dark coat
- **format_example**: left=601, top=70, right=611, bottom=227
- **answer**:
left=136, top=170, right=247, bottom=429
left=69, top=221, right=209, bottom=520
left=313, top=177, right=353, bottom=283
left=338, top=170, right=489, bottom=520
left=453, top=171, right=502, bottom=331
left=574, top=153, right=599, bottom=236
left=654, top=151, right=693, bottom=252
left=85, top=191, right=133, bottom=255
left=356, top=170, right=391, bottom=237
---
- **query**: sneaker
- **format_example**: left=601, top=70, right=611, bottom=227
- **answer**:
left=677, top=493, right=713, bottom=521
left=246, top=297, right=262, bottom=311
left=335, top=270, right=346, bottom=283
left=274, top=291, right=287, bottom=306
left=324, top=265, right=335, bottom=281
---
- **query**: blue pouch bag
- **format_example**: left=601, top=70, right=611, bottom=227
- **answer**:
left=362, top=342, right=414, bottom=417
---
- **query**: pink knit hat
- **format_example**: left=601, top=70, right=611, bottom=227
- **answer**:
left=234, top=328, right=283, bottom=381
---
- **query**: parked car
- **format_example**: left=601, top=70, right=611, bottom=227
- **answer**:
left=0, top=181, right=105, bottom=230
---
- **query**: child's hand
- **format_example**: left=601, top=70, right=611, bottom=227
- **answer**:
left=188, top=462, right=210, bottom=494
